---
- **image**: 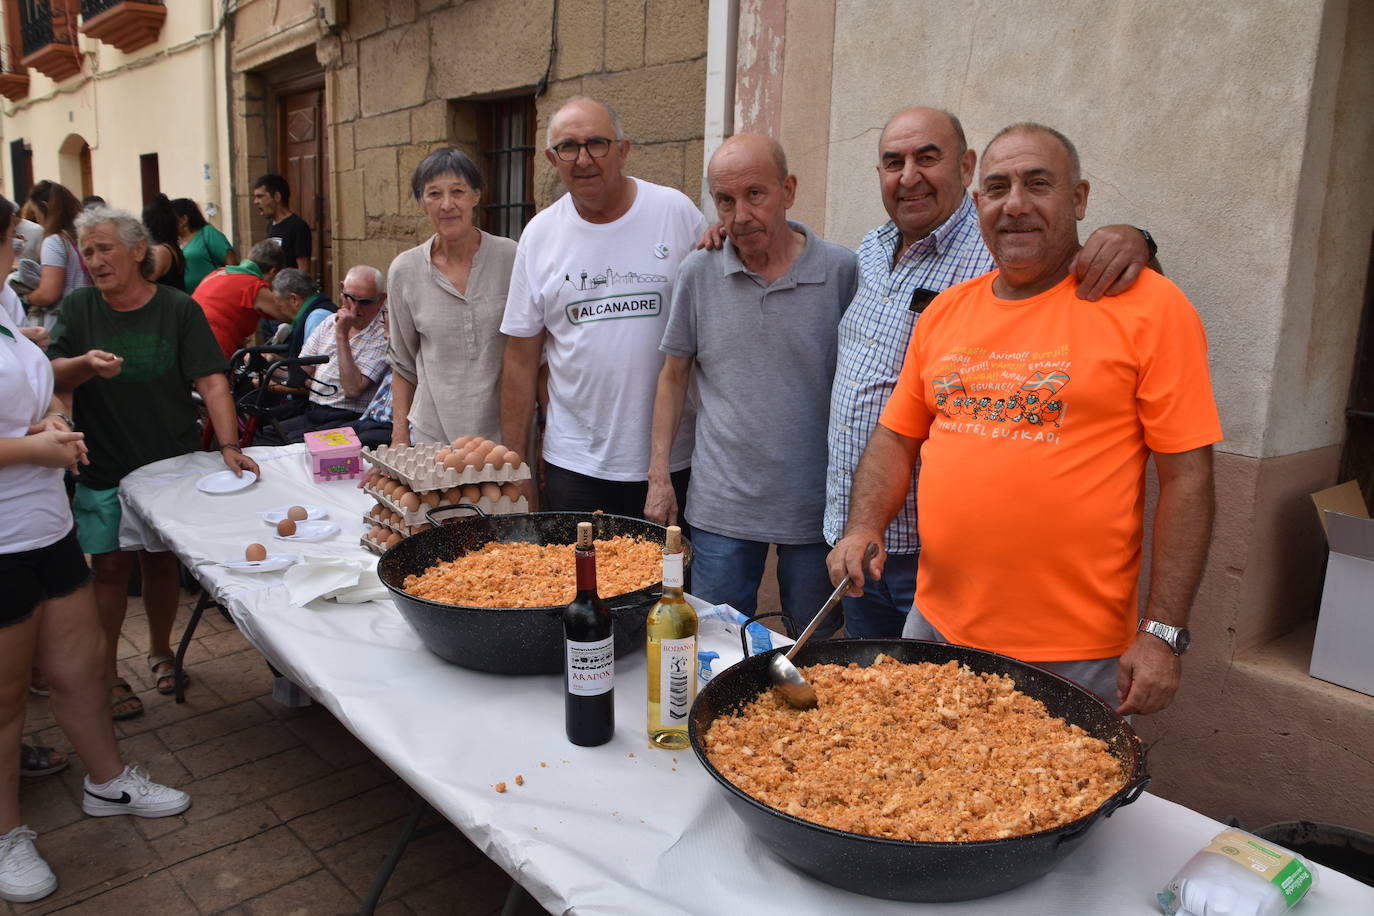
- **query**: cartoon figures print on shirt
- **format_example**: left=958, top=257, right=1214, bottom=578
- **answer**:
left=934, top=369, right=1070, bottom=427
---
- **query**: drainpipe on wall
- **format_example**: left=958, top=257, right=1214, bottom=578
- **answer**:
left=701, top=0, right=739, bottom=221
left=201, top=1, right=219, bottom=224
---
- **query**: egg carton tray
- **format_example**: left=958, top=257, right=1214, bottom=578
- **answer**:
left=366, top=486, right=528, bottom=527
left=363, top=444, right=531, bottom=492
left=359, top=535, right=386, bottom=556
left=362, top=514, right=435, bottom=538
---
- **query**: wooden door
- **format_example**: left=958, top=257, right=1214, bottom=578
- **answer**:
left=277, top=87, right=330, bottom=288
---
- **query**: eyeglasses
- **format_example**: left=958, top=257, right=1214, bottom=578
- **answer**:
left=341, top=291, right=380, bottom=306
left=550, top=137, right=614, bottom=162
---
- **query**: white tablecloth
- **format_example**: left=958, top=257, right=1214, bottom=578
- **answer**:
left=119, top=446, right=1374, bottom=915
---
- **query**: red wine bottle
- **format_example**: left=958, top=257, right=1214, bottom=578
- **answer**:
left=564, top=522, right=614, bottom=746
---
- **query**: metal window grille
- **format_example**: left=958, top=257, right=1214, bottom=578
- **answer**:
left=479, top=97, right=535, bottom=241
left=80, top=0, right=162, bottom=17
left=19, top=0, right=60, bottom=57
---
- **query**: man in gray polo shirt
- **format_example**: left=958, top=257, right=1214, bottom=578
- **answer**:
left=646, top=133, right=858, bottom=635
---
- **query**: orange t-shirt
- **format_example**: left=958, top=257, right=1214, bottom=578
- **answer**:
left=879, top=269, right=1222, bottom=662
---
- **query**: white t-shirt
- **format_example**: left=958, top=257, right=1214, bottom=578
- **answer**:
left=1, top=284, right=23, bottom=325
left=0, top=307, right=71, bottom=553
left=501, top=178, right=705, bottom=480
left=35, top=233, right=91, bottom=330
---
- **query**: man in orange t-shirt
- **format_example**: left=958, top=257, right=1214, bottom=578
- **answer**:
left=828, top=123, right=1221, bottom=716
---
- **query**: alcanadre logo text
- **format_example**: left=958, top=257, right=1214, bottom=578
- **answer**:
left=565, top=292, right=663, bottom=325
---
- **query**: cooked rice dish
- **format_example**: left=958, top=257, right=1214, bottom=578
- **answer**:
left=705, top=654, right=1126, bottom=842
left=402, top=536, right=661, bottom=607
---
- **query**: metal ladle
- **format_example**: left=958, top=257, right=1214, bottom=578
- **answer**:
left=769, top=543, right=879, bottom=709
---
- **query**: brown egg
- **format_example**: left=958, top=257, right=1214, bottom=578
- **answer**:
left=245, top=543, right=267, bottom=562
left=420, top=490, right=441, bottom=508
left=385, top=532, right=402, bottom=548
left=500, top=482, right=520, bottom=500
left=460, top=484, right=481, bottom=502
left=386, top=511, right=400, bottom=526
left=369, top=525, right=387, bottom=542
left=399, top=492, right=420, bottom=512
left=480, top=481, right=501, bottom=501
left=442, top=487, right=461, bottom=503
left=276, top=519, right=297, bottom=537
left=435, top=448, right=452, bottom=464
left=454, top=435, right=475, bottom=449
left=415, top=523, right=433, bottom=533
left=500, top=449, right=520, bottom=467
left=443, top=453, right=466, bottom=472
left=286, top=505, right=309, bottom=521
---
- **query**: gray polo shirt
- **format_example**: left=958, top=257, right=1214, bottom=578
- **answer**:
left=660, top=221, right=857, bottom=543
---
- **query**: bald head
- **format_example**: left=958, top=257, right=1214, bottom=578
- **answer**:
left=982, top=122, right=1080, bottom=183
left=876, top=106, right=977, bottom=246
left=880, top=107, right=966, bottom=156
left=709, top=133, right=789, bottom=185
left=707, top=133, right=797, bottom=266
left=546, top=96, right=624, bottom=149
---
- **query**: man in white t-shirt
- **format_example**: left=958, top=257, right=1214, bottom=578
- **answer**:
left=500, top=96, right=705, bottom=515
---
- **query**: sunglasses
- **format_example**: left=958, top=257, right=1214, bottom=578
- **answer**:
left=341, top=291, right=380, bottom=306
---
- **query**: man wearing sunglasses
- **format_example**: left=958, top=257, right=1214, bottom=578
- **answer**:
left=501, top=96, right=705, bottom=516
left=256, top=265, right=389, bottom=444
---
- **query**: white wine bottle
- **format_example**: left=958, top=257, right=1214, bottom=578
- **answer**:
left=646, top=526, right=696, bottom=749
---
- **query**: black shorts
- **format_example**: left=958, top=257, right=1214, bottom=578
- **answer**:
left=0, top=528, right=93, bottom=628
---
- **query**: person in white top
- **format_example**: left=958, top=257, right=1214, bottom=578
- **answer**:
left=0, top=198, right=190, bottom=905
left=22, top=181, right=91, bottom=332
left=500, top=97, right=704, bottom=516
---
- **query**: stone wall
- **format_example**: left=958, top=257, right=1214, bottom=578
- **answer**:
left=317, top=0, right=707, bottom=277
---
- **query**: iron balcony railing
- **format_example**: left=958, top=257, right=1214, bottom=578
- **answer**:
left=80, top=0, right=163, bottom=19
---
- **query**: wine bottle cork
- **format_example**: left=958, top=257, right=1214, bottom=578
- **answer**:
left=576, top=521, right=593, bottom=549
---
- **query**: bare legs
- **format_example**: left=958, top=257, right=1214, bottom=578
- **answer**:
left=35, top=585, right=121, bottom=784
left=90, top=549, right=181, bottom=704
left=0, top=615, right=39, bottom=835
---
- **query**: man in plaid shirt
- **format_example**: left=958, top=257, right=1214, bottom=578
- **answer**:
left=258, top=265, right=389, bottom=444
left=825, top=107, right=1156, bottom=636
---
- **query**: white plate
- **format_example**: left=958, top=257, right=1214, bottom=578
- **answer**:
left=197, top=470, right=258, bottom=494
left=221, top=553, right=297, bottom=573
left=260, top=505, right=330, bottom=524
left=274, top=521, right=341, bottom=542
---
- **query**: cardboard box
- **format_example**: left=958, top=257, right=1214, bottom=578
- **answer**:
left=303, top=427, right=362, bottom=482
left=1309, top=482, right=1374, bottom=697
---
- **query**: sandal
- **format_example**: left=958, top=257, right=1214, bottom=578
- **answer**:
left=109, top=678, right=144, bottom=720
left=148, top=655, right=187, bottom=696
left=19, top=743, right=68, bottom=778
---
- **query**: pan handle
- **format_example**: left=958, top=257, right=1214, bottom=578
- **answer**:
left=1052, top=773, right=1151, bottom=850
left=425, top=503, right=486, bottom=526
left=735, top=611, right=796, bottom=658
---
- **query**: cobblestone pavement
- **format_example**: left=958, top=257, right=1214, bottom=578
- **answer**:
left=7, top=589, right=542, bottom=915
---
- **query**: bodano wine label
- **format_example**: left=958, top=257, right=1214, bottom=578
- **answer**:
left=565, top=292, right=663, bottom=325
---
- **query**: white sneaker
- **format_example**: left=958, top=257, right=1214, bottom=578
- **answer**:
left=82, top=765, right=191, bottom=818
left=0, top=825, right=57, bottom=903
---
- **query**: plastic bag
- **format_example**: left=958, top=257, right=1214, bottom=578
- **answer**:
left=1158, top=828, right=1318, bottom=916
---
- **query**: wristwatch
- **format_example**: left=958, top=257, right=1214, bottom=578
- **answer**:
left=1137, top=618, right=1190, bottom=655
left=1136, top=227, right=1158, bottom=261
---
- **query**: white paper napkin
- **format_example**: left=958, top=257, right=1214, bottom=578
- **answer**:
left=283, top=556, right=388, bottom=605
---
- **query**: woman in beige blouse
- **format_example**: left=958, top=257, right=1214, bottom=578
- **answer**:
left=387, top=148, right=517, bottom=445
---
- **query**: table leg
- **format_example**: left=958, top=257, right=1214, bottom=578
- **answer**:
left=361, top=794, right=432, bottom=915
left=174, top=590, right=217, bottom=704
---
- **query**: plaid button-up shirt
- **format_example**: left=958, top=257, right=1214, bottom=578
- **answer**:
left=361, top=367, right=393, bottom=423
left=823, top=195, right=994, bottom=551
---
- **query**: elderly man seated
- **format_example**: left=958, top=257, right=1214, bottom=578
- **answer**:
left=256, top=264, right=388, bottom=444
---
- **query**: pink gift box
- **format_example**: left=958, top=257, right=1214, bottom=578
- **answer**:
left=304, top=427, right=362, bottom=481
